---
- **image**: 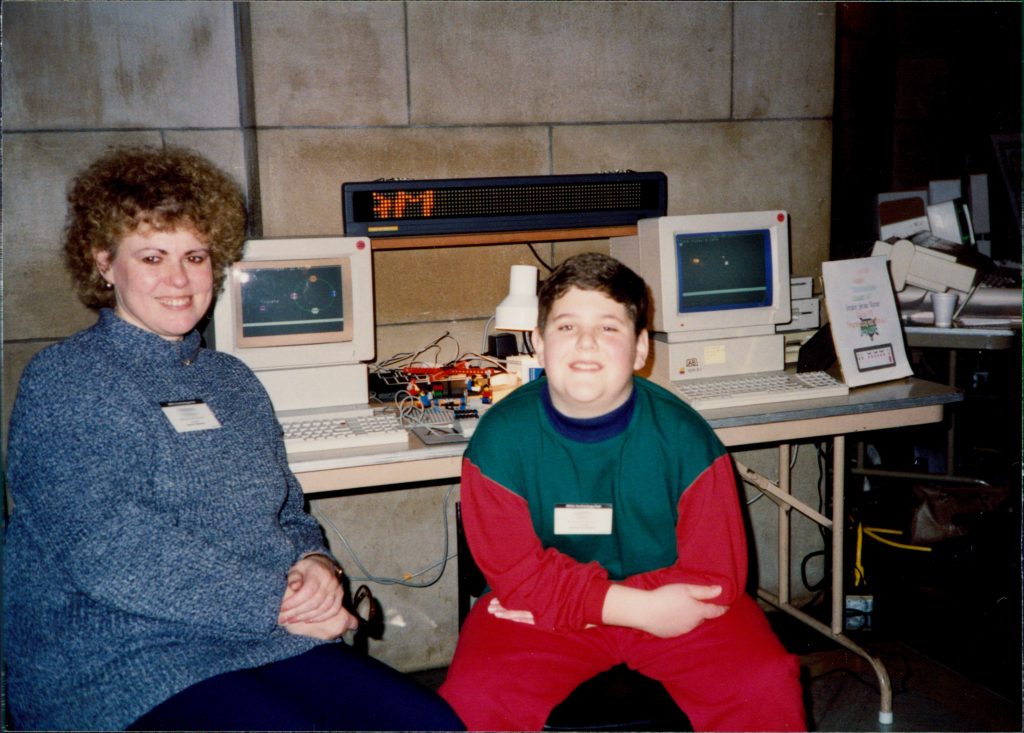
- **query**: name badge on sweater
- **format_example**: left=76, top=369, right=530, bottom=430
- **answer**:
left=554, top=504, right=613, bottom=535
left=161, top=400, right=222, bottom=433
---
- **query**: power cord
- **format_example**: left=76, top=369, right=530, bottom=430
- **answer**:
left=312, top=484, right=457, bottom=588
left=373, top=331, right=462, bottom=373
left=781, top=440, right=829, bottom=595
left=526, top=244, right=554, bottom=272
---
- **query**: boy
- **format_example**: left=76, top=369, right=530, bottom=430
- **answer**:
left=439, top=253, right=806, bottom=732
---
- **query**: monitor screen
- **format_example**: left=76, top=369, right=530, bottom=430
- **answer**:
left=676, top=229, right=772, bottom=313
left=232, top=257, right=353, bottom=347
left=611, top=211, right=790, bottom=340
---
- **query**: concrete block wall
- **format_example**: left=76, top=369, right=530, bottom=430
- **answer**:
left=3, top=1, right=836, bottom=672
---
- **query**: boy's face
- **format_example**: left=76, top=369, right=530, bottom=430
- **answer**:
left=533, top=286, right=649, bottom=419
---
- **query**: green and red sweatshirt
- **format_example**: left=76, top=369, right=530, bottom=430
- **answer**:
left=460, top=375, right=748, bottom=633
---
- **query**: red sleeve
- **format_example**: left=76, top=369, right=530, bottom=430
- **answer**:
left=461, top=457, right=612, bottom=631
left=622, top=453, right=748, bottom=604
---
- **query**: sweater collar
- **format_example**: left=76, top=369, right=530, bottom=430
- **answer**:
left=96, top=308, right=203, bottom=368
left=540, top=379, right=637, bottom=443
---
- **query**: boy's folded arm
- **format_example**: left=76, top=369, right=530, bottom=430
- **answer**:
left=461, top=458, right=612, bottom=631
left=621, top=454, right=749, bottom=604
left=461, top=452, right=747, bottom=633
left=602, top=582, right=728, bottom=637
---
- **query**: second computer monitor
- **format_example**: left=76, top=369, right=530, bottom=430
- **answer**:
left=212, top=236, right=376, bottom=410
left=611, top=212, right=792, bottom=382
left=612, top=211, right=792, bottom=340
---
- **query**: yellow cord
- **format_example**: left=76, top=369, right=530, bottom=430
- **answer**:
left=863, top=526, right=932, bottom=552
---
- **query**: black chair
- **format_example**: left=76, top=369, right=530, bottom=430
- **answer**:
left=456, top=503, right=691, bottom=732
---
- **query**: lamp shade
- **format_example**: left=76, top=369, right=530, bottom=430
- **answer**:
left=495, top=265, right=539, bottom=331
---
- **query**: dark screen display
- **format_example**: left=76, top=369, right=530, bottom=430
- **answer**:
left=351, top=182, right=649, bottom=222
left=239, top=264, right=344, bottom=338
left=676, top=230, right=772, bottom=312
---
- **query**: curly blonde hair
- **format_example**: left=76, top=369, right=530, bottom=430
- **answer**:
left=63, top=145, right=248, bottom=309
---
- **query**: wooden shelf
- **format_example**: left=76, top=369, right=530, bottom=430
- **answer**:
left=368, top=225, right=637, bottom=251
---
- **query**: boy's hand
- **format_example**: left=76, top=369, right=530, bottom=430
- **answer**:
left=488, top=597, right=597, bottom=630
left=641, top=583, right=728, bottom=637
left=487, top=597, right=536, bottom=624
left=603, top=582, right=727, bottom=638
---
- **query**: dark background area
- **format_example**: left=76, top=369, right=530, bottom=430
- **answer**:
left=831, top=2, right=1022, bottom=262
left=829, top=2, right=1021, bottom=711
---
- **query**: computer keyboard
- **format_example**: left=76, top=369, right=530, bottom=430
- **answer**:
left=401, top=406, right=455, bottom=429
left=672, top=370, right=849, bottom=411
left=405, top=405, right=484, bottom=444
left=280, top=409, right=409, bottom=454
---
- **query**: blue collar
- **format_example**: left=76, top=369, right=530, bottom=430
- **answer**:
left=97, top=308, right=204, bottom=368
left=540, top=380, right=636, bottom=443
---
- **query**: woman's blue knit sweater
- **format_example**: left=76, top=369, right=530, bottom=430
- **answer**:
left=3, top=310, right=330, bottom=730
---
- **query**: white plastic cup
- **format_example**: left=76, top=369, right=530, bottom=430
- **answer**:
left=930, top=291, right=958, bottom=327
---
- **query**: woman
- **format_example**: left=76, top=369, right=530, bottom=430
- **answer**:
left=2, top=145, right=463, bottom=731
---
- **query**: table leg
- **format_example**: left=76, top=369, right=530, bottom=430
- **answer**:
left=778, top=444, right=791, bottom=607
left=831, top=437, right=844, bottom=635
left=745, top=438, right=894, bottom=725
left=946, top=349, right=957, bottom=476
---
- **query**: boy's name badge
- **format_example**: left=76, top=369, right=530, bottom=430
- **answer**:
left=160, top=400, right=222, bottom=433
left=554, top=504, right=613, bottom=535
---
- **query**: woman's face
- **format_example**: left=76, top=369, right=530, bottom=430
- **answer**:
left=95, top=226, right=213, bottom=340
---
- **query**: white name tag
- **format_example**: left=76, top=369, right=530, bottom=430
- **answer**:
left=554, top=504, right=613, bottom=535
left=160, top=400, right=222, bottom=433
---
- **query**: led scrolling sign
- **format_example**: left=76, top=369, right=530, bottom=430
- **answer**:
left=342, top=172, right=667, bottom=238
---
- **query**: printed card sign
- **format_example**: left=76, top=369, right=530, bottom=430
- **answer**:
left=822, top=257, right=913, bottom=387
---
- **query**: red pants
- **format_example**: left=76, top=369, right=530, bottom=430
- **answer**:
left=440, top=592, right=806, bottom=732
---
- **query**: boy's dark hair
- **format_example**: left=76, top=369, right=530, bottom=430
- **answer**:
left=537, top=252, right=650, bottom=335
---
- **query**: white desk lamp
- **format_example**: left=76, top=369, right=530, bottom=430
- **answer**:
left=495, top=264, right=539, bottom=331
left=494, top=265, right=542, bottom=383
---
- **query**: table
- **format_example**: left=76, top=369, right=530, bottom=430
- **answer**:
left=291, top=377, right=962, bottom=724
left=903, top=322, right=1017, bottom=351
left=892, top=322, right=1018, bottom=481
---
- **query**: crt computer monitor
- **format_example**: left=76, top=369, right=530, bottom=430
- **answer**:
left=211, top=236, right=376, bottom=411
left=610, top=212, right=792, bottom=382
